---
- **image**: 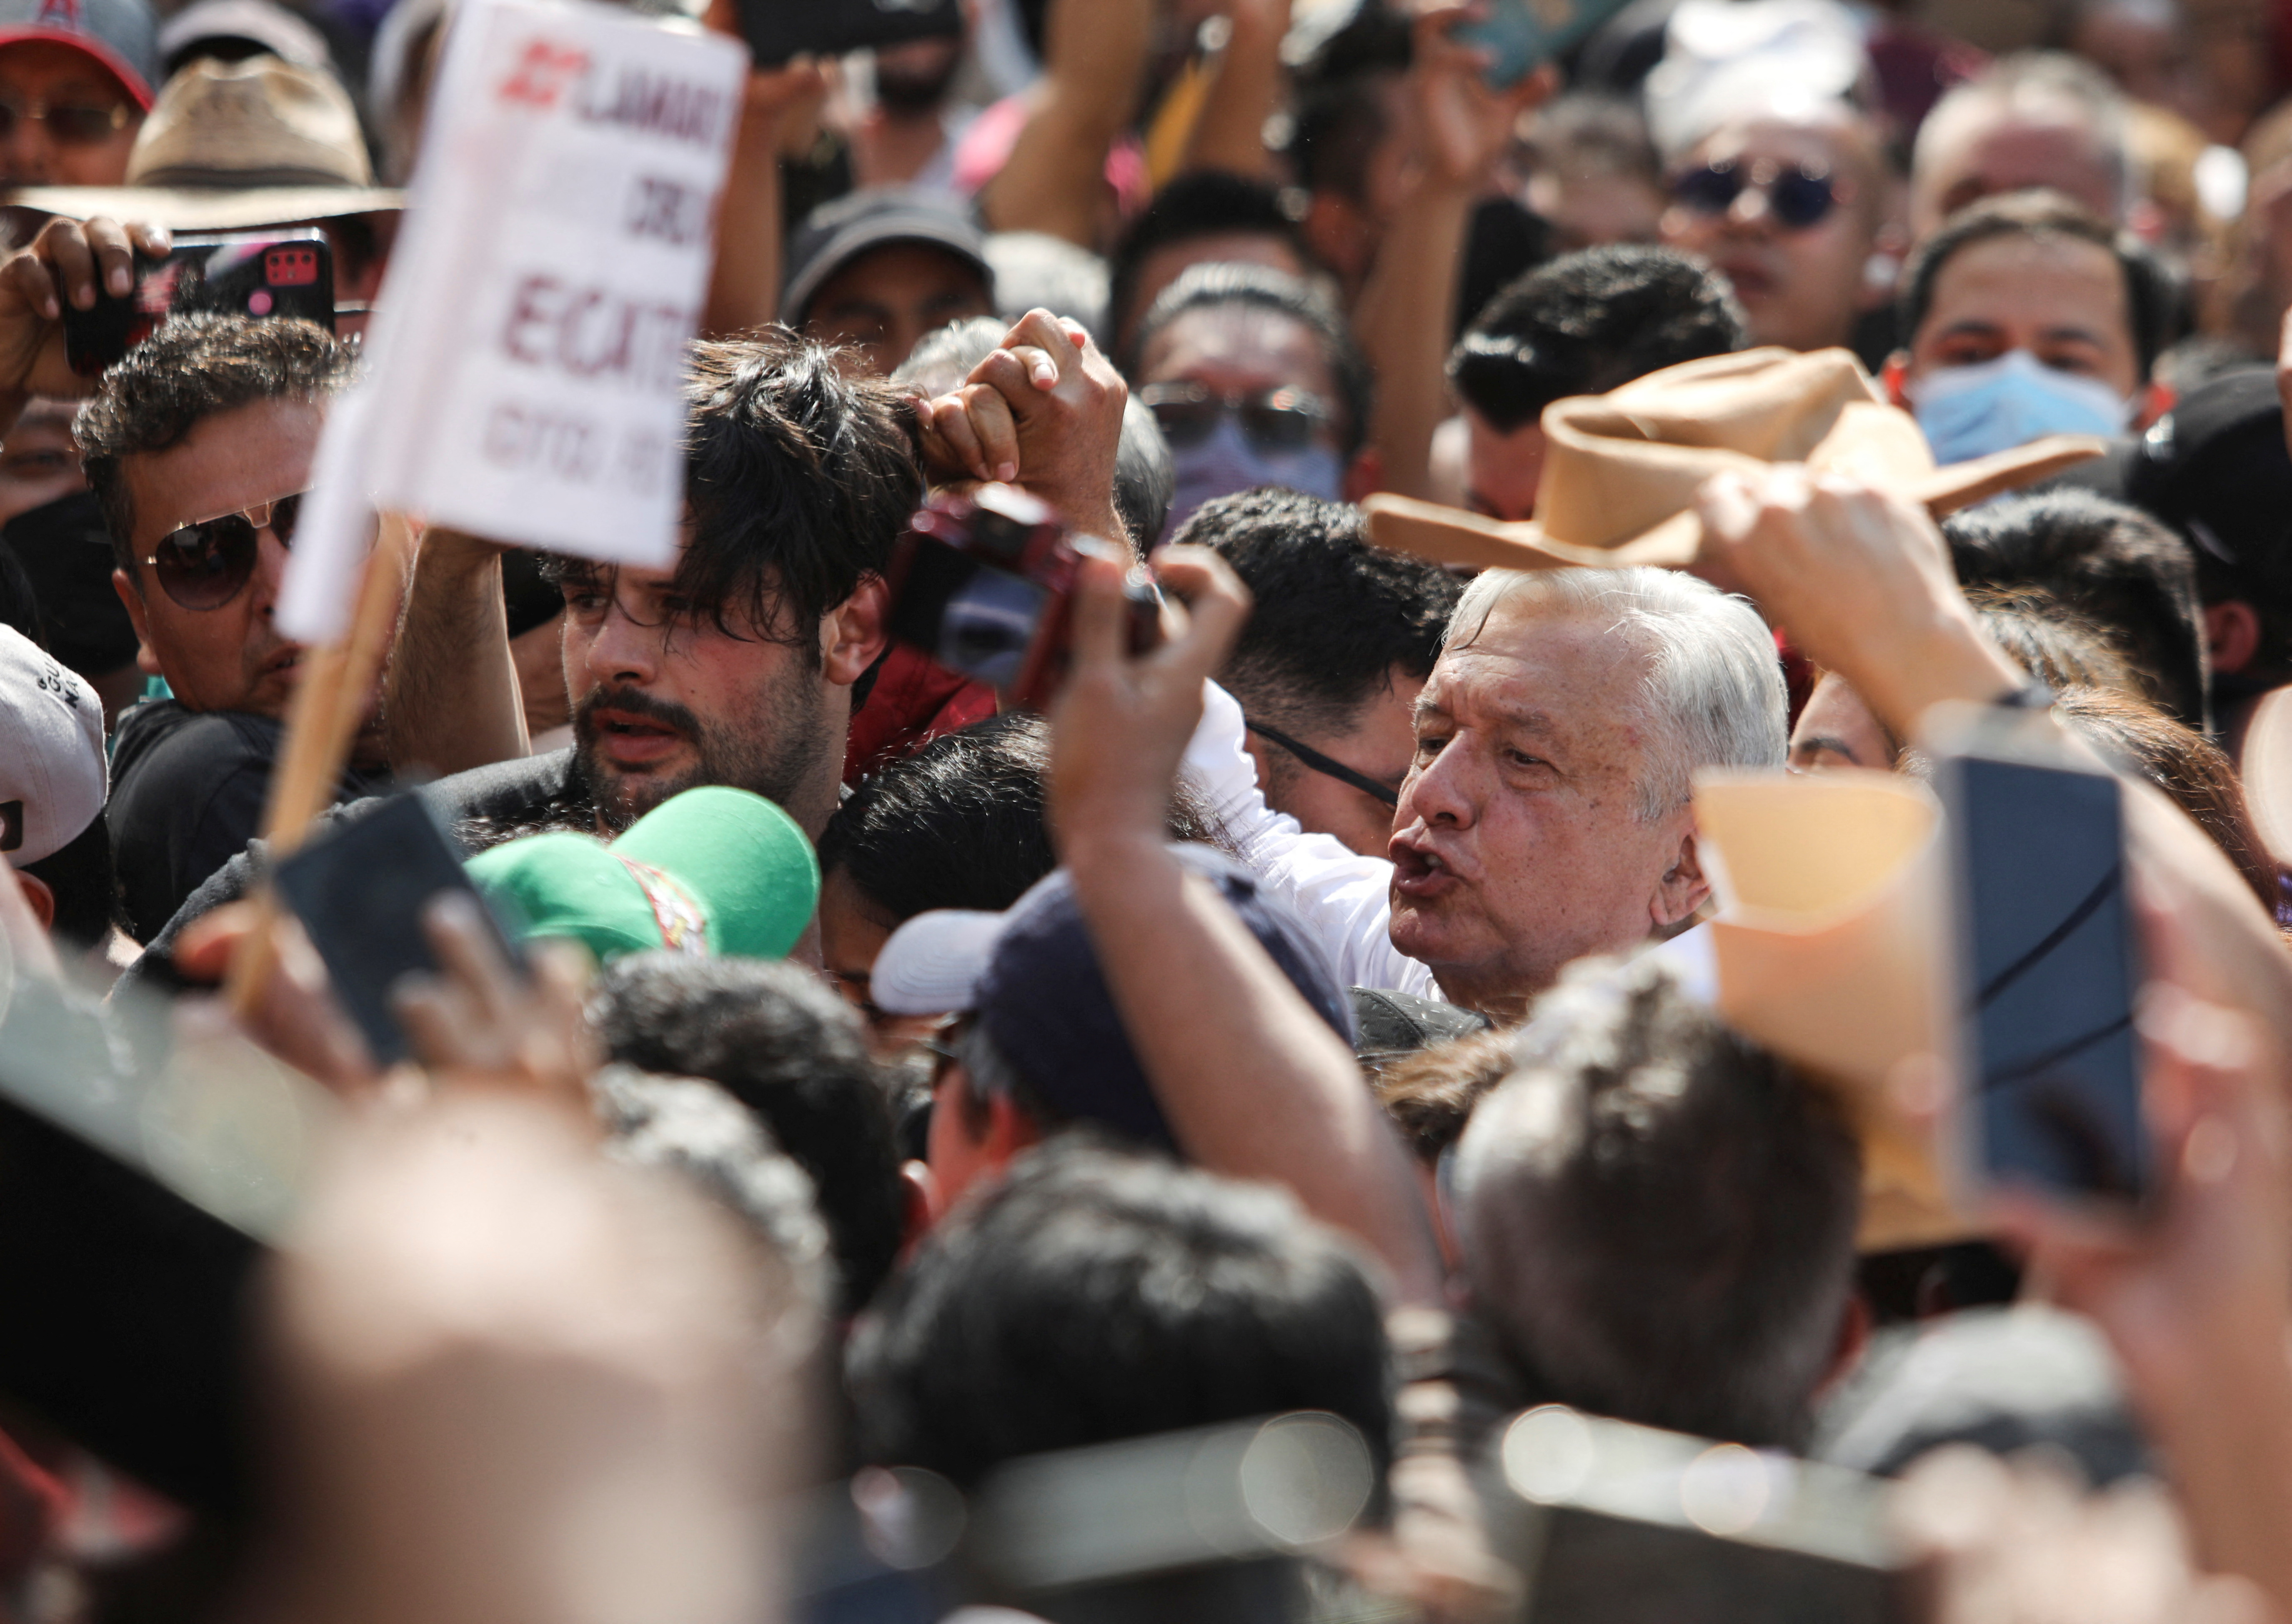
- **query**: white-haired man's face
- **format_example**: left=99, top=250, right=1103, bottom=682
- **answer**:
left=1386, top=597, right=1709, bottom=1017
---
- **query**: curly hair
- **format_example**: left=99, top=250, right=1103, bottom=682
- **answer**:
left=75, top=313, right=357, bottom=576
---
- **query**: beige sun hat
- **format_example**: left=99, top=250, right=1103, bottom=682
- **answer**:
left=6, top=55, right=402, bottom=230
left=1364, top=346, right=2107, bottom=572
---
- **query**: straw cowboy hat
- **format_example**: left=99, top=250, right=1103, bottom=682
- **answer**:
left=1364, top=346, right=2106, bottom=572
left=6, top=55, right=402, bottom=230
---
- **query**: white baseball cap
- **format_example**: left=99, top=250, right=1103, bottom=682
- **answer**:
left=0, top=627, right=106, bottom=867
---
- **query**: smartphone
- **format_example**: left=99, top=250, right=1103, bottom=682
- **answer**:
left=1936, top=725, right=2147, bottom=1212
left=1454, top=0, right=1641, bottom=87
left=734, top=0, right=963, bottom=68
left=883, top=484, right=1162, bottom=712
left=64, top=230, right=335, bottom=377
left=272, top=793, right=525, bottom=1067
left=1494, top=1406, right=1908, bottom=1623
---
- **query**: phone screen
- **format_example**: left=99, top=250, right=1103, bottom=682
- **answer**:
left=1948, top=755, right=2146, bottom=1207
left=886, top=535, right=1051, bottom=693
left=273, top=794, right=520, bottom=1066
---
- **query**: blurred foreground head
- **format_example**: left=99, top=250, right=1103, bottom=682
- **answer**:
left=1454, top=957, right=1862, bottom=1449
left=847, top=1140, right=1392, bottom=1492
left=257, top=1088, right=822, bottom=1624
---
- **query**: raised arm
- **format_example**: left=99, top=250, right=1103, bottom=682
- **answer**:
left=1349, top=12, right=1548, bottom=499
left=978, top=0, right=1155, bottom=247
left=698, top=47, right=831, bottom=339
left=1179, top=0, right=1291, bottom=182
left=1048, top=544, right=1444, bottom=1304
left=380, top=528, right=530, bottom=778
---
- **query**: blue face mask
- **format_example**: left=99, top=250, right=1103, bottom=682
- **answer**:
left=1910, top=349, right=2133, bottom=466
left=1165, top=417, right=1345, bottom=535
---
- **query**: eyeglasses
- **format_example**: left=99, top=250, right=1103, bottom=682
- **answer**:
left=140, top=491, right=305, bottom=611
left=0, top=92, right=133, bottom=146
left=1246, top=718, right=1401, bottom=808
left=1669, top=158, right=1844, bottom=231
left=1138, top=382, right=1332, bottom=455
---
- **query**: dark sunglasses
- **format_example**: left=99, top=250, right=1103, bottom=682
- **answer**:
left=1247, top=718, right=1400, bottom=808
left=1669, top=158, right=1842, bottom=231
left=0, top=92, right=133, bottom=145
left=140, top=491, right=305, bottom=611
left=1139, top=382, right=1331, bottom=455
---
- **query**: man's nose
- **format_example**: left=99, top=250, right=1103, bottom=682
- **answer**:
left=582, top=594, right=663, bottom=685
left=247, top=527, right=293, bottom=616
left=1399, top=738, right=1480, bottom=829
left=1726, top=185, right=1774, bottom=232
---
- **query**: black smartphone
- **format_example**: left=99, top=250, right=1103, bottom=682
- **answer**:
left=734, top=0, right=963, bottom=68
left=272, top=793, right=524, bottom=1067
left=1937, top=735, right=2147, bottom=1212
left=64, top=230, right=335, bottom=377
left=1494, top=1406, right=1908, bottom=1624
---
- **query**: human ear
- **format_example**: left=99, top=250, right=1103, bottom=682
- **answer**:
left=1653, top=827, right=1711, bottom=928
left=819, top=573, right=890, bottom=688
left=2205, top=600, right=2262, bottom=675
left=898, top=1159, right=938, bottom=1248
left=113, top=568, right=161, bottom=677
left=12, top=870, right=53, bottom=933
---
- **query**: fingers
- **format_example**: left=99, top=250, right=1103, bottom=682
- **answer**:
left=955, top=382, right=1020, bottom=483
left=0, top=247, right=60, bottom=322
left=1066, top=553, right=1133, bottom=675
left=37, top=216, right=100, bottom=312
left=80, top=216, right=142, bottom=300
left=918, top=392, right=987, bottom=481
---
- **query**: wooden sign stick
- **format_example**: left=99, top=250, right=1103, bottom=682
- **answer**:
left=224, top=513, right=416, bottom=1017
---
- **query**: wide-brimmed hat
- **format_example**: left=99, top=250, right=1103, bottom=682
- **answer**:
left=1364, top=347, right=2105, bottom=572
left=6, top=55, right=401, bottom=230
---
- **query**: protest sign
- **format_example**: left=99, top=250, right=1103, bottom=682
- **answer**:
left=278, top=0, right=747, bottom=644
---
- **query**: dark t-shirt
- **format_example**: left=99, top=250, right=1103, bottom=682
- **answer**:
left=107, top=700, right=393, bottom=946
left=122, top=746, right=587, bottom=995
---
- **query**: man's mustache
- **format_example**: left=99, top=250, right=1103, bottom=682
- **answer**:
left=575, top=685, right=701, bottom=737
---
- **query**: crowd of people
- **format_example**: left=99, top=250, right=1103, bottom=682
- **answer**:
left=0, top=0, right=2289, bottom=1616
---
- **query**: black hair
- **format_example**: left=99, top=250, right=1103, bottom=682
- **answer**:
left=591, top=955, right=905, bottom=1318
left=1449, top=245, right=1748, bottom=432
left=75, top=315, right=357, bottom=577
left=1107, top=170, right=1309, bottom=351
left=1288, top=2, right=1414, bottom=202
left=590, top=1064, right=834, bottom=1319
left=1132, top=264, right=1373, bottom=460
left=1177, top=488, right=1461, bottom=740
left=21, top=809, right=116, bottom=949
left=0, top=540, right=41, bottom=645
left=847, top=1139, right=1393, bottom=1491
left=1944, top=488, right=2209, bottom=727
left=1459, top=957, right=1862, bottom=1451
left=554, top=329, right=922, bottom=649
left=817, top=711, right=1226, bottom=927
left=1898, top=190, right=2179, bottom=380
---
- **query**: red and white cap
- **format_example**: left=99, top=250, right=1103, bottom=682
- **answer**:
left=0, top=0, right=161, bottom=109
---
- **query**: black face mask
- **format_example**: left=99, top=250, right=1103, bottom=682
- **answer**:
left=2, top=489, right=139, bottom=676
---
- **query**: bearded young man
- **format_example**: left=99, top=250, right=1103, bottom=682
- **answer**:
left=128, top=330, right=918, bottom=970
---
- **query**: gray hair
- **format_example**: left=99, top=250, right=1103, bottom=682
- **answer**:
left=1914, top=52, right=2134, bottom=220
left=1443, top=566, right=1787, bottom=819
left=895, top=316, right=1176, bottom=552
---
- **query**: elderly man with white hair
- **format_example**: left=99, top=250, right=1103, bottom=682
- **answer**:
left=1187, top=564, right=1787, bottom=1019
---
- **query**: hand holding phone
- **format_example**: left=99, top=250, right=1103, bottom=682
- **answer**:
left=63, top=229, right=335, bottom=377
left=0, top=215, right=170, bottom=401
left=273, top=794, right=525, bottom=1068
left=1937, top=712, right=2149, bottom=1215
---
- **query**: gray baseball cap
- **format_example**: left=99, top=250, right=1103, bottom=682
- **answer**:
left=780, top=186, right=992, bottom=327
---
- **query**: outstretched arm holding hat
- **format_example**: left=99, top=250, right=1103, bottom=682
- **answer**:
left=1049, top=542, right=1444, bottom=1307
left=0, top=213, right=168, bottom=431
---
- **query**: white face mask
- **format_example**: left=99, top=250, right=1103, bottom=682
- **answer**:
left=1908, top=349, right=2135, bottom=466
